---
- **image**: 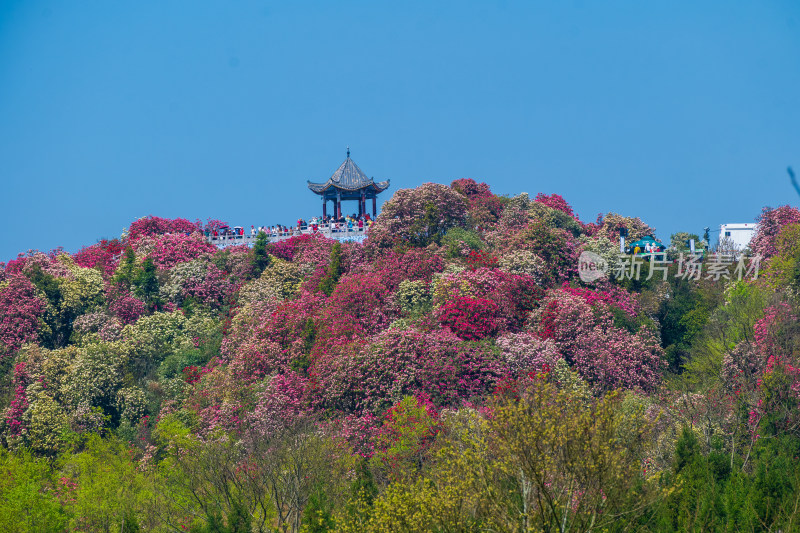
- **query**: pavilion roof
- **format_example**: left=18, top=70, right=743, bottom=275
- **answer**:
left=307, top=150, right=390, bottom=195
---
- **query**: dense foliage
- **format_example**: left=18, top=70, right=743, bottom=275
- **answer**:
left=1, top=182, right=800, bottom=532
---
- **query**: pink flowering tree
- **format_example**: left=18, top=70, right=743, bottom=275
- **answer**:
left=108, top=291, right=148, bottom=325
left=321, top=272, right=395, bottom=338
left=222, top=291, right=326, bottom=379
left=0, top=275, right=46, bottom=359
left=593, top=213, right=656, bottom=243
left=2, top=362, right=32, bottom=442
left=533, top=288, right=664, bottom=392
left=312, top=328, right=504, bottom=414
left=148, top=233, right=217, bottom=270
left=450, top=178, right=506, bottom=227
left=371, top=394, right=441, bottom=481
left=753, top=303, right=798, bottom=362
left=534, top=193, right=576, bottom=218
left=490, top=221, right=580, bottom=286
left=160, top=259, right=233, bottom=309
left=495, top=332, right=563, bottom=376
left=750, top=205, right=800, bottom=259
left=243, top=371, right=312, bottom=442
left=127, top=216, right=201, bottom=241
left=368, top=183, right=468, bottom=248
left=450, top=178, right=492, bottom=199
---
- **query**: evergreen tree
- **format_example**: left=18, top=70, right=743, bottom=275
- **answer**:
left=301, top=487, right=335, bottom=532
left=251, top=231, right=271, bottom=277
left=318, top=242, right=343, bottom=296
left=226, top=500, right=252, bottom=533
left=26, top=263, right=66, bottom=348
left=134, top=257, right=160, bottom=307
left=114, top=246, right=138, bottom=289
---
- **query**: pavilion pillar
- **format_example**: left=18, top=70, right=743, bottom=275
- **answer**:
left=322, top=198, right=327, bottom=219
left=372, top=197, right=377, bottom=218
left=336, top=192, right=341, bottom=218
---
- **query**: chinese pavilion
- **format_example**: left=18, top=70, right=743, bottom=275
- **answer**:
left=307, top=148, right=390, bottom=218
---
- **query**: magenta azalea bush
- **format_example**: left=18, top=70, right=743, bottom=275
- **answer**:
left=0, top=275, right=46, bottom=359
left=149, top=233, right=217, bottom=270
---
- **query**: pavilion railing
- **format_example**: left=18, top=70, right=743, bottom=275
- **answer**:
left=207, top=224, right=369, bottom=247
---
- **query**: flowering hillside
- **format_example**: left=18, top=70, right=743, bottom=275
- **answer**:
left=2, top=182, right=800, bottom=531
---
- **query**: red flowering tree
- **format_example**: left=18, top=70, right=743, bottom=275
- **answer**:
left=357, top=248, right=445, bottom=292
left=433, top=267, right=542, bottom=332
left=436, top=296, right=501, bottom=340
left=73, top=239, right=124, bottom=278
left=466, top=250, right=499, bottom=271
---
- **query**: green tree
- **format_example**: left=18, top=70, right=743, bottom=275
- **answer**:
left=25, top=263, right=67, bottom=348
left=318, top=243, right=343, bottom=296
left=0, top=449, right=68, bottom=532
left=251, top=232, right=271, bottom=277
left=488, top=380, right=655, bottom=531
left=654, top=427, right=726, bottom=531
left=670, top=231, right=705, bottom=253
left=114, top=246, right=139, bottom=290
left=61, top=435, right=151, bottom=532
left=133, top=257, right=160, bottom=307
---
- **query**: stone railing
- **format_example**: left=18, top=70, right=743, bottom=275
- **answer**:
left=207, top=224, right=369, bottom=247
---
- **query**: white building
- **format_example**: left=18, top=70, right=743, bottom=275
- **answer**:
left=719, top=223, right=757, bottom=251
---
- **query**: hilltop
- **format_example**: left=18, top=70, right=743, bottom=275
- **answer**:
left=2, top=179, right=800, bottom=532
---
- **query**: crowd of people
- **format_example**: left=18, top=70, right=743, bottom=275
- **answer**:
left=206, top=213, right=373, bottom=240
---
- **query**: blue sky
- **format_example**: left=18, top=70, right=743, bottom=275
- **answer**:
left=1, top=1, right=798, bottom=261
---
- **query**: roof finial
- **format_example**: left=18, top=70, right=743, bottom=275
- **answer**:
left=346, top=146, right=350, bottom=158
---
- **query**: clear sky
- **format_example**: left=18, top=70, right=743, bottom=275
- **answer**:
left=1, top=1, right=799, bottom=261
